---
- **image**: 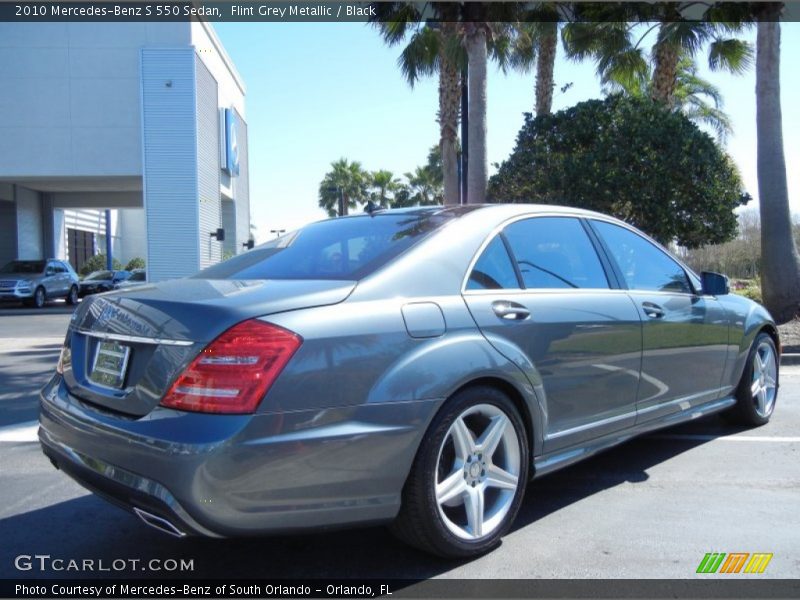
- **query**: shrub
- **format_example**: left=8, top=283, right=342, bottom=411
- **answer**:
left=735, top=279, right=763, bottom=304
left=125, top=257, right=146, bottom=271
left=79, top=254, right=122, bottom=277
left=488, top=95, right=751, bottom=248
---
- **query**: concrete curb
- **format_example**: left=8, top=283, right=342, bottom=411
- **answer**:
left=781, top=353, right=800, bottom=366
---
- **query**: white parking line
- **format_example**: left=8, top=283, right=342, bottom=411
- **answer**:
left=0, top=337, right=63, bottom=353
left=0, top=420, right=39, bottom=443
left=652, top=434, right=800, bottom=443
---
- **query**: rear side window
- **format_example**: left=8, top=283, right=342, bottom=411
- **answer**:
left=503, top=217, right=609, bottom=289
left=591, top=220, right=691, bottom=294
left=467, top=236, right=520, bottom=290
left=195, top=211, right=455, bottom=281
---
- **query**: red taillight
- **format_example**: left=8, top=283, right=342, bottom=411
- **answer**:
left=160, top=319, right=302, bottom=414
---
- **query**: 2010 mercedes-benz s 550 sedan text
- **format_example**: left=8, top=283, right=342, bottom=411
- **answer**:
left=39, top=205, right=780, bottom=557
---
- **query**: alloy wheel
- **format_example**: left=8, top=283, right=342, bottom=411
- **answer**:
left=435, top=403, right=521, bottom=540
left=751, top=341, right=777, bottom=418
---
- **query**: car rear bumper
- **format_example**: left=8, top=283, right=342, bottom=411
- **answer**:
left=39, top=428, right=218, bottom=537
left=39, top=374, right=440, bottom=537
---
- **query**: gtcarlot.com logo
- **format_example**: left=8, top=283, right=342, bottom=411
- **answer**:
left=14, top=554, right=194, bottom=573
left=696, top=552, right=773, bottom=574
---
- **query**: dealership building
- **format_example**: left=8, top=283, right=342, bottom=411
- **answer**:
left=0, top=21, right=250, bottom=281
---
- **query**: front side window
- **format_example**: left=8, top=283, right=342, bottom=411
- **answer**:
left=503, top=217, right=609, bottom=289
left=466, top=236, right=520, bottom=290
left=592, top=220, right=691, bottom=294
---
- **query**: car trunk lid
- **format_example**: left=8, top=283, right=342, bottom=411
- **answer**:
left=61, top=278, right=355, bottom=417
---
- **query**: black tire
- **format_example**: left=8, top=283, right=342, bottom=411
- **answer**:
left=32, top=286, right=46, bottom=309
left=724, top=332, right=779, bottom=427
left=66, top=285, right=79, bottom=305
left=391, top=386, right=529, bottom=558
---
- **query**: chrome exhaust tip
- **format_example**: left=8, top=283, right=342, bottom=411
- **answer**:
left=133, top=507, right=186, bottom=538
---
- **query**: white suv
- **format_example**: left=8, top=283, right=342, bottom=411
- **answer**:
left=0, top=259, right=80, bottom=308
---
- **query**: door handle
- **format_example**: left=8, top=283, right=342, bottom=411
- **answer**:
left=642, top=301, right=665, bottom=319
left=492, top=301, right=530, bottom=321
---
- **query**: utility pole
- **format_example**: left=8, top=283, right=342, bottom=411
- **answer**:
left=460, top=62, right=469, bottom=205
left=104, top=209, right=113, bottom=270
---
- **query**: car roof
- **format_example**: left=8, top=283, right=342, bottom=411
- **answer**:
left=340, top=203, right=616, bottom=221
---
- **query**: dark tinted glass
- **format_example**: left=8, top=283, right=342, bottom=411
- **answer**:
left=86, top=270, right=113, bottom=280
left=467, top=236, right=520, bottom=290
left=592, top=220, right=691, bottom=294
left=0, top=261, right=46, bottom=274
left=503, top=217, right=609, bottom=289
left=129, top=271, right=146, bottom=281
left=195, top=211, right=455, bottom=281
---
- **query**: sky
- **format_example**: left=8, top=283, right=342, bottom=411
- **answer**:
left=213, top=21, right=800, bottom=243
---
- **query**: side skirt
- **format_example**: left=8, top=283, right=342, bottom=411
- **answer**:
left=532, top=395, right=737, bottom=478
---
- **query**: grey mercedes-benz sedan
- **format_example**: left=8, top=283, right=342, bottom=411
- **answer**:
left=39, top=204, right=780, bottom=557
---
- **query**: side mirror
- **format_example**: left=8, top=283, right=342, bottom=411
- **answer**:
left=210, top=228, right=225, bottom=242
left=701, top=271, right=729, bottom=296
left=45, top=268, right=54, bottom=276
left=243, top=239, right=255, bottom=250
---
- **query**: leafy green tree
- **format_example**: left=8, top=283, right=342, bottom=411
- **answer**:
left=318, top=158, right=369, bottom=217
left=755, top=2, right=799, bottom=323
left=488, top=95, right=750, bottom=248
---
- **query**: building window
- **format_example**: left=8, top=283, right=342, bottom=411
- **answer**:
left=67, top=228, right=95, bottom=273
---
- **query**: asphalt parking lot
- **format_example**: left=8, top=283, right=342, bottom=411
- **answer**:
left=0, top=305, right=798, bottom=580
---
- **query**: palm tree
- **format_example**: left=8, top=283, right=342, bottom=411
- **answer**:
left=606, top=53, right=733, bottom=141
left=563, top=3, right=753, bottom=108
left=318, top=158, right=368, bottom=217
left=373, top=3, right=523, bottom=206
left=369, top=170, right=402, bottom=206
left=372, top=3, right=462, bottom=206
left=463, top=17, right=489, bottom=204
left=403, top=165, right=445, bottom=206
left=511, top=4, right=567, bottom=116
left=756, top=2, right=799, bottom=323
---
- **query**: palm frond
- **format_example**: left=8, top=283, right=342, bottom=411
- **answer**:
left=398, top=26, right=440, bottom=86
left=708, top=38, right=754, bottom=74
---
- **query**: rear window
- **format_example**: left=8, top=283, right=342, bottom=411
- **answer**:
left=194, top=211, right=455, bottom=281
